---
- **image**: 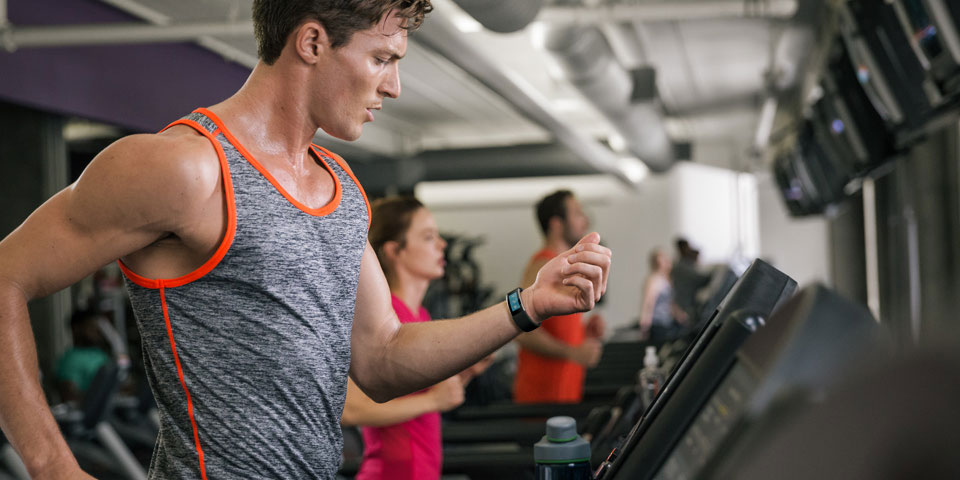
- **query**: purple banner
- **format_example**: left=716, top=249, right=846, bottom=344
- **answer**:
left=0, top=0, right=251, bottom=132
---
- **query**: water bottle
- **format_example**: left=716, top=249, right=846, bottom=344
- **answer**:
left=638, top=346, right=664, bottom=410
left=534, top=416, right=592, bottom=480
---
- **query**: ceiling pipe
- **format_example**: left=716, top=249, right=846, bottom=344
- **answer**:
left=450, top=0, right=544, bottom=33
left=413, top=14, right=642, bottom=188
left=752, top=0, right=823, bottom=156
left=2, top=21, right=254, bottom=50
left=537, top=1, right=797, bottom=24
left=544, top=23, right=674, bottom=172
left=97, top=0, right=260, bottom=68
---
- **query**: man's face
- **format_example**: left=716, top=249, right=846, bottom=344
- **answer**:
left=562, top=196, right=590, bottom=246
left=314, top=13, right=406, bottom=141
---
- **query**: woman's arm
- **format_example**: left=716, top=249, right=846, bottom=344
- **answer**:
left=340, top=376, right=464, bottom=428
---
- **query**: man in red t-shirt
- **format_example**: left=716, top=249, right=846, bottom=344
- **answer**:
left=513, top=190, right=606, bottom=403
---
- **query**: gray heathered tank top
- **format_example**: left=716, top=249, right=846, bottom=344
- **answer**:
left=120, top=108, right=370, bottom=479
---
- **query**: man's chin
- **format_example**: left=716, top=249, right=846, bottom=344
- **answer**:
left=321, top=127, right=362, bottom=142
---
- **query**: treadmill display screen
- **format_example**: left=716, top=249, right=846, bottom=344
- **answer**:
left=902, top=0, right=945, bottom=60
left=653, top=363, right=758, bottom=480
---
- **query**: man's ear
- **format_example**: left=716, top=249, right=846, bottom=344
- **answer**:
left=294, top=20, right=330, bottom=64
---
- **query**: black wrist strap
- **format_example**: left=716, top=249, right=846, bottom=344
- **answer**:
left=507, top=288, right=539, bottom=332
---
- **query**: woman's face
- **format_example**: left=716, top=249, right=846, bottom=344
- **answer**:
left=657, top=251, right=672, bottom=273
left=394, top=208, right=447, bottom=282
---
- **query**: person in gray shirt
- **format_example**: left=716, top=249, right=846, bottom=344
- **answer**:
left=0, top=1, right=612, bottom=478
left=671, top=237, right=712, bottom=322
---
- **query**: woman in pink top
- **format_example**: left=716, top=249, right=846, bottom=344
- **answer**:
left=342, top=196, right=489, bottom=480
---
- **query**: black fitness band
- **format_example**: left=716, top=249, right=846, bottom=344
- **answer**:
left=507, top=288, right=539, bottom=332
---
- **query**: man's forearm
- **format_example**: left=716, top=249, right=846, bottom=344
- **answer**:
left=372, top=301, right=521, bottom=401
left=0, top=282, right=79, bottom=477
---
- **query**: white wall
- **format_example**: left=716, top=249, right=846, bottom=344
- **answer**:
left=755, top=171, right=832, bottom=287
left=674, top=163, right=760, bottom=265
left=417, top=163, right=760, bottom=331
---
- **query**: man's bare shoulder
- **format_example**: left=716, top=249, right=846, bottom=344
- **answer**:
left=87, top=127, right=219, bottom=193
left=72, top=127, right=222, bottom=226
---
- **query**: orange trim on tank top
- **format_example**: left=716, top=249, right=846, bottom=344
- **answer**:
left=160, top=287, right=208, bottom=480
left=118, top=119, right=237, bottom=290
left=195, top=107, right=343, bottom=217
left=312, top=144, right=371, bottom=227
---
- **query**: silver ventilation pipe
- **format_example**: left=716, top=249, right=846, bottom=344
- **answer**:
left=450, top=0, right=544, bottom=33
left=544, top=23, right=674, bottom=172
left=413, top=14, right=643, bottom=187
left=753, top=0, right=824, bottom=155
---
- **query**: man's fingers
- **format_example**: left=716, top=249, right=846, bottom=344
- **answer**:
left=566, top=251, right=611, bottom=291
left=567, top=246, right=611, bottom=297
left=567, top=250, right=610, bottom=267
left=574, top=232, right=601, bottom=247
left=563, top=263, right=603, bottom=301
left=562, top=275, right=595, bottom=309
left=563, top=262, right=602, bottom=282
left=576, top=242, right=611, bottom=258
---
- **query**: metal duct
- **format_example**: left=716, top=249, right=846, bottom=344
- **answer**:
left=752, top=0, right=824, bottom=154
left=544, top=23, right=674, bottom=172
left=450, top=0, right=543, bottom=33
left=413, top=14, right=642, bottom=188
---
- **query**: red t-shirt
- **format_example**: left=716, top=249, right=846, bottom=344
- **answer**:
left=355, top=296, right=442, bottom=480
left=513, top=248, right=586, bottom=404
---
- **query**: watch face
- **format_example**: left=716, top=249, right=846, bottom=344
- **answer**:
left=508, top=290, right=522, bottom=313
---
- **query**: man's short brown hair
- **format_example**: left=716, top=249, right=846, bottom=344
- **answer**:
left=253, top=0, right=432, bottom=65
left=536, top=190, right=574, bottom=236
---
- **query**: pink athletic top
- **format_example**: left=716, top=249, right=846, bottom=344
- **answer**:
left=354, top=295, right=442, bottom=480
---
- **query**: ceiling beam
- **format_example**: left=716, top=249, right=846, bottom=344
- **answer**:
left=537, top=0, right=797, bottom=24
left=3, top=21, right=254, bottom=50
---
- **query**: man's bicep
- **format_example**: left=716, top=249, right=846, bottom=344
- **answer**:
left=0, top=189, right=161, bottom=300
left=350, top=242, right=401, bottom=380
left=0, top=141, right=176, bottom=299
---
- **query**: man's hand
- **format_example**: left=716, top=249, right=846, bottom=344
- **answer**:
left=428, top=376, right=466, bottom=413
left=585, top=313, right=606, bottom=339
left=568, top=338, right=603, bottom=368
left=523, top=233, right=611, bottom=324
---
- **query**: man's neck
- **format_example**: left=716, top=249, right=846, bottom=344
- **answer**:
left=208, top=62, right=318, bottom=165
left=389, top=272, right=430, bottom=316
left=544, top=234, right=571, bottom=254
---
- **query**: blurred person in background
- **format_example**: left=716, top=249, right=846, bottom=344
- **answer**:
left=639, top=248, right=688, bottom=344
left=342, top=196, right=491, bottom=480
left=513, top=190, right=605, bottom=404
left=56, top=310, right=111, bottom=404
left=671, top=237, right=712, bottom=322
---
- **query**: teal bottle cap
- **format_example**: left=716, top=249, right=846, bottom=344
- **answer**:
left=534, top=416, right=591, bottom=464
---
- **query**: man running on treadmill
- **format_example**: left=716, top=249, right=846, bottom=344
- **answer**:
left=0, top=1, right=611, bottom=478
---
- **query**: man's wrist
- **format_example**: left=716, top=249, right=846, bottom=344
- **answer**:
left=28, top=451, right=80, bottom=480
left=519, top=288, right=542, bottom=325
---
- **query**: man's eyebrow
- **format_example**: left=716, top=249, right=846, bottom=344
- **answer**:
left=376, top=48, right=405, bottom=60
